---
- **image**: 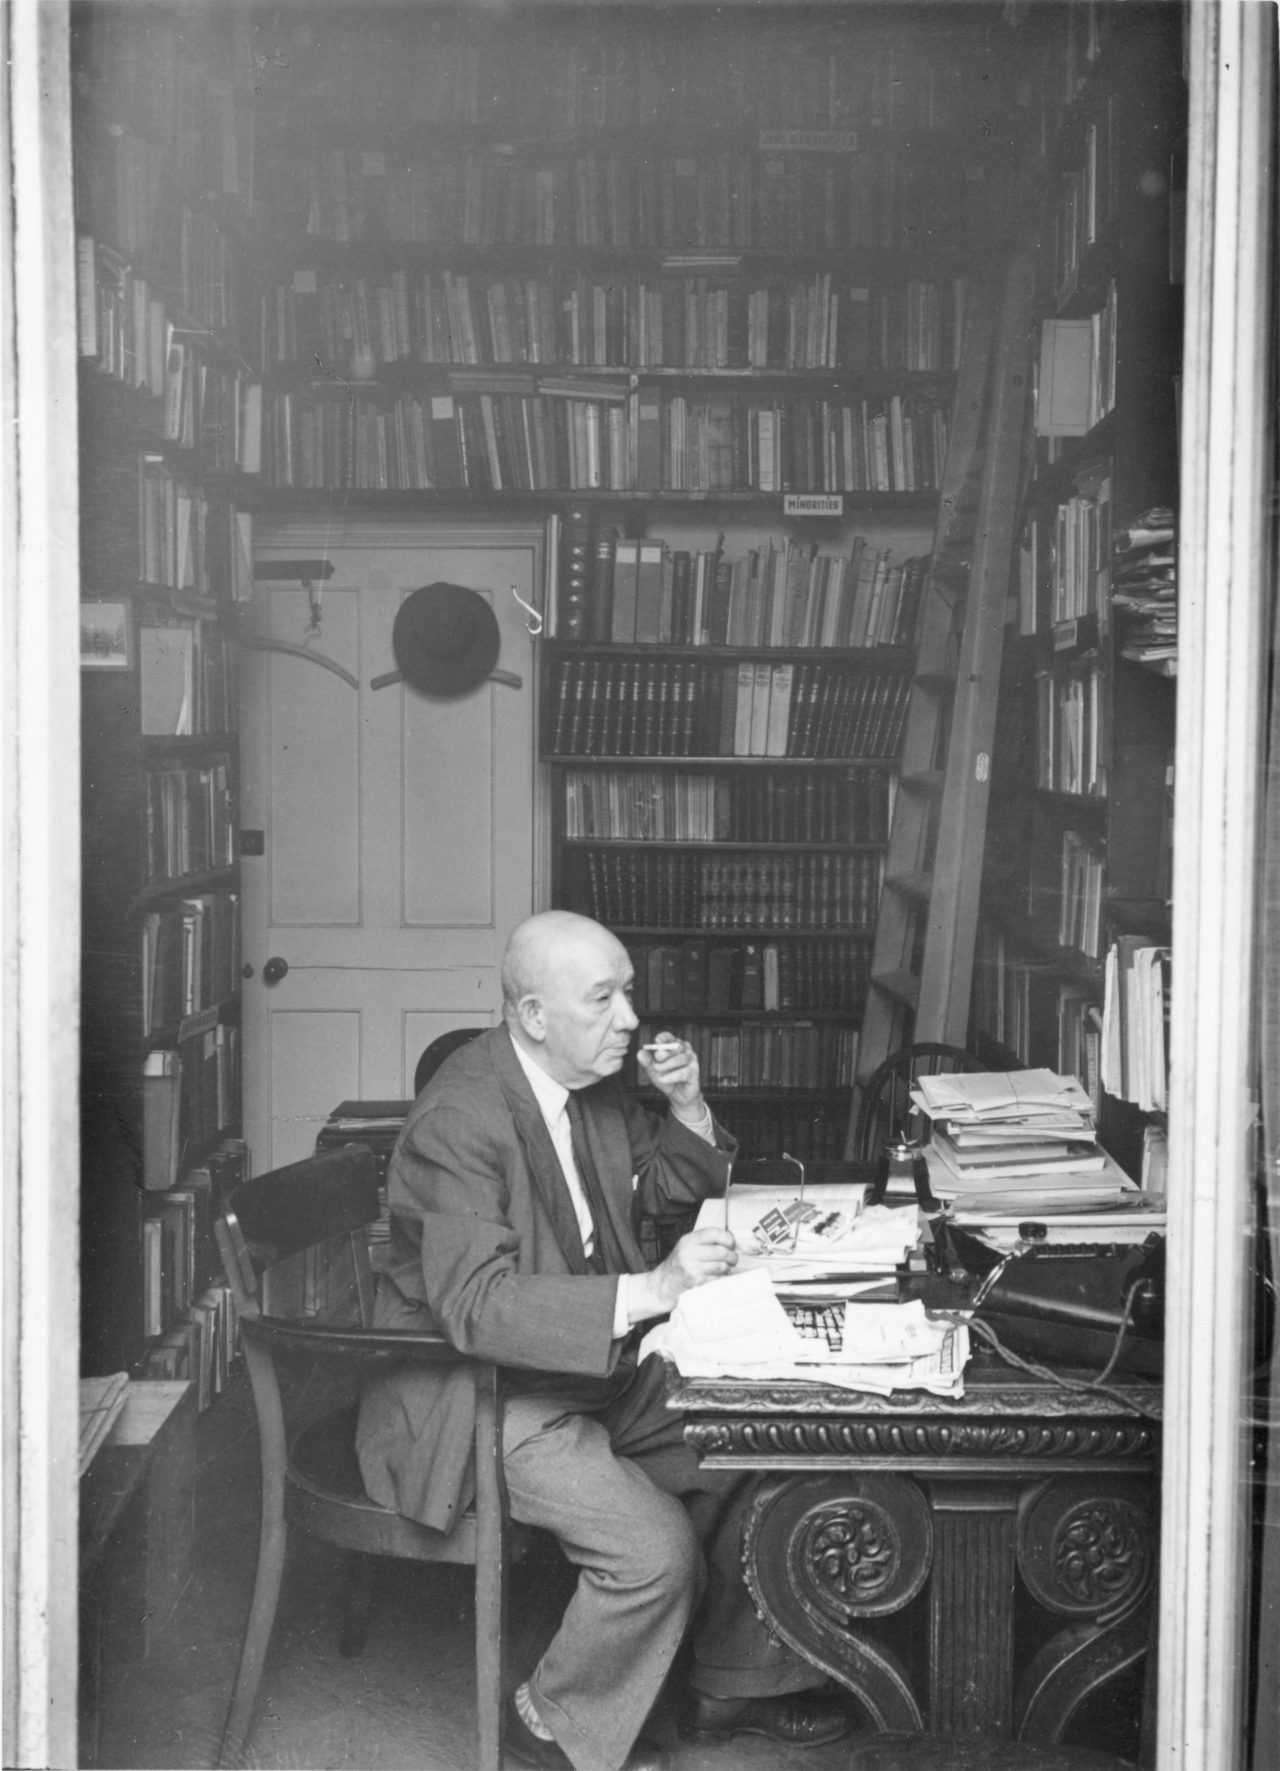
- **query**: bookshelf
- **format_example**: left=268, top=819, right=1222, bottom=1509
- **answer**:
left=970, top=0, right=1182, bottom=1180
left=240, top=5, right=1012, bottom=1160
left=75, top=1, right=255, bottom=1389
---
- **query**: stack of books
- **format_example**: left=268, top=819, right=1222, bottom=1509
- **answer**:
left=911, top=1069, right=1139, bottom=1215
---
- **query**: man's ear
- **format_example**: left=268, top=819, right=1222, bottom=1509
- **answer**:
left=515, top=994, right=546, bottom=1042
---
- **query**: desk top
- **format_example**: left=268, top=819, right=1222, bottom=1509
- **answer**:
left=669, top=1358, right=1162, bottom=1421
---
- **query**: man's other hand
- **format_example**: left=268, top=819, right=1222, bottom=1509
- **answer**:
left=628, top=1227, right=738, bottom=1322
left=636, top=1032, right=704, bottom=1116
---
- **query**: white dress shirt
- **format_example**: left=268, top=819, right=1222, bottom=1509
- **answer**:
left=507, top=1031, right=715, bottom=1337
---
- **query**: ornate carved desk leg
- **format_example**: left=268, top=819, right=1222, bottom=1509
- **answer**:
left=743, top=1474, right=932, bottom=1732
left=925, top=1480, right=1021, bottom=1737
left=1013, top=1476, right=1157, bottom=1744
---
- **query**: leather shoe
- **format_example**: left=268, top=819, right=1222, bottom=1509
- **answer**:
left=682, top=1688, right=855, bottom=1747
left=504, top=1696, right=669, bottom=1771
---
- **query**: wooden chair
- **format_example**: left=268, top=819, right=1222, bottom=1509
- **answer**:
left=215, top=1143, right=531, bottom=1771
left=413, top=1026, right=484, bottom=1097
left=851, top=1041, right=989, bottom=1163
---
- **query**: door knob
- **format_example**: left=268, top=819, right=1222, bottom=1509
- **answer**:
left=262, top=957, right=289, bottom=986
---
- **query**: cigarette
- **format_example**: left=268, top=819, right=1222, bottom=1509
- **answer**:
left=640, top=1041, right=683, bottom=1054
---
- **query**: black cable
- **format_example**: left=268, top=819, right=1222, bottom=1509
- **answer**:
left=938, top=1295, right=1162, bottom=1422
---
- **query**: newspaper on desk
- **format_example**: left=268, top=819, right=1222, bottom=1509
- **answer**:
left=693, top=1182, right=920, bottom=1281
left=642, top=1268, right=968, bottom=1398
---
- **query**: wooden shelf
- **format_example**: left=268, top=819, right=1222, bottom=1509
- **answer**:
left=128, top=866, right=238, bottom=917
left=563, top=838, right=884, bottom=853
left=247, top=486, right=942, bottom=515
left=548, top=641, right=914, bottom=664
left=544, top=753, right=901, bottom=769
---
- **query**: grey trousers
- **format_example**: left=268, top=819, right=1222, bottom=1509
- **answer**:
left=502, top=1354, right=820, bottom=1771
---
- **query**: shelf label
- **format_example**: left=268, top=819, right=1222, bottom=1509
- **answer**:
left=758, top=130, right=858, bottom=153
left=1053, top=618, right=1079, bottom=650
left=784, top=493, right=844, bottom=517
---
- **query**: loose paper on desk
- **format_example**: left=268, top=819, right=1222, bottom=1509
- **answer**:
left=642, top=1270, right=968, bottom=1397
left=694, top=1184, right=918, bottom=1279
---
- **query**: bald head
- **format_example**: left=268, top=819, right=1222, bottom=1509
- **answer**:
left=502, top=912, right=639, bottom=1088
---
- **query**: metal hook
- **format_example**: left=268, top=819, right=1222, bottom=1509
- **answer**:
left=511, top=583, right=543, bottom=637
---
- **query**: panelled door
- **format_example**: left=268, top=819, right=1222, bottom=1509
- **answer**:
left=239, top=521, right=544, bottom=1171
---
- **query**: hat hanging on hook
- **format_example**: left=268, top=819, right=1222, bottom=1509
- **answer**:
left=370, top=582, right=521, bottom=696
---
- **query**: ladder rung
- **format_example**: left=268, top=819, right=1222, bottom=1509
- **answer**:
left=898, top=770, right=945, bottom=797
left=886, top=870, right=932, bottom=904
left=870, top=969, right=921, bottom=1010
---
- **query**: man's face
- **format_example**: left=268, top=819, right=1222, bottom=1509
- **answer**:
left=534, top=928, right=639, bottom=1089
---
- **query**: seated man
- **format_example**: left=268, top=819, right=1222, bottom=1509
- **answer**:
left=357, top=910, right=851, bottom=1771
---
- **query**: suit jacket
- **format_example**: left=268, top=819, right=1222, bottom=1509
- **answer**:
left=356, top=1025, right=734, bottom=1531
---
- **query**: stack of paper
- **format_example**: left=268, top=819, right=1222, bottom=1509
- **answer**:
left=910, top=1069, right=1138, bottom=1214
left=643, top=1269, right=967, bottom=1398
left=694, top=1183, right=920, bottom=1280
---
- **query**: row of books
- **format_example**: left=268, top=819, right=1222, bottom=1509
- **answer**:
left=77, top=239, right=262, bottom=473
left=74, top=7, right=255, bottom=212
left=1036, top=664, right=1106, bottom=798
left=1057, top=982, right=1104, bottom=1118
left=141, top=1022, right=241, bottom=1191
left=972, top=921, right=1035, bottom=1067
left=560, top=531, right=927, bottom=652
left=1112, top=506, right=1177, bottom=676
left=630, top=1019, right=860, bottom=1093
left=263, top=267, right=966, bottom=375
left=141, top=1284, right=240, bottom=1413
left=258, top=15, right=973, bottom=136
left=626, top=936, right=873, bottom=1015
left=131, top=455, right=255, bottom=597
left=141, top=1162, right=219, bottom=1332
left=141, top=891, right=240, bottom=1036
left=1035, top=287, right=1118, bottom=445
left=664, top=390, right=949, bottom=496
left=1058, top=829, right=1106, bottom=959
left=1101, top=936, right=1170, bottom=1112
left=560, top=766, right=892, bottom=844
left=77, top=194, right=245, bottom=348
left=712, top=1099, right=849, bottom=1162
left=259, top=384, right=949, bottom=496
left=1045, top=464, right=1113, bottom=626
left=138, top=620, right=239, bottom=738
left=270, top=143, right=970, bottom=255
left=1052, top=98, right=1118, bottom=306
left=547, top=657, right=912, bottom=761
left=142, top=759, right=235, bottom=886
left=567, top=847, right=883, bottom=933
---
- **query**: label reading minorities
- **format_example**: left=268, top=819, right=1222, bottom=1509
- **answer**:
left=784, top=494, right=844, bottom=517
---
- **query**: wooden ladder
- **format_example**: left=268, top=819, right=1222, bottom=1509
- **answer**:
left=848, top=246, right=1038, bottom=1135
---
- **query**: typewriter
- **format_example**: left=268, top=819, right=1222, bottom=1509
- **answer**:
left=933, top=1218, right=1166, bottom=1377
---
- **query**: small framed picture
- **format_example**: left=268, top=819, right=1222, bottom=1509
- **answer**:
left=80, top=601, right=132, bottom=670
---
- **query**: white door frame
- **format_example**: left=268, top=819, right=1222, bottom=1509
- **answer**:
left=1159, top=4, right=1276, bottom=1765
left=4, top=1, right=81, bottom=1766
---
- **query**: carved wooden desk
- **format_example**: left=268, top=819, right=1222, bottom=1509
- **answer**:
left=671, top=1359, right=1161, bottom=1748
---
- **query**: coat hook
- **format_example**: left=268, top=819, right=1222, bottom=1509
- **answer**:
left=511, top=584, right=543, bottom=636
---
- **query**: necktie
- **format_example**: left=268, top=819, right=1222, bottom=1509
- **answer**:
left=564, top=1092, right=627, bottom=1275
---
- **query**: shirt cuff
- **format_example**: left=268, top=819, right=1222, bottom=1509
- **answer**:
left=613, top=1274, right=633, bottom=1338
left=671, top=1100, right=716, bottom=1145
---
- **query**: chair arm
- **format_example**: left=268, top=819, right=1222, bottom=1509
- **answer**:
left=241, top=1316, right=488, bottom=1369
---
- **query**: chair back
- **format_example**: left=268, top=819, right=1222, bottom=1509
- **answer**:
left=413, top=1026, right=484, bottom=1097
left=216, top=1143, right=381, bottom=1328
left=852, top=1041, right=987, bottom=1161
